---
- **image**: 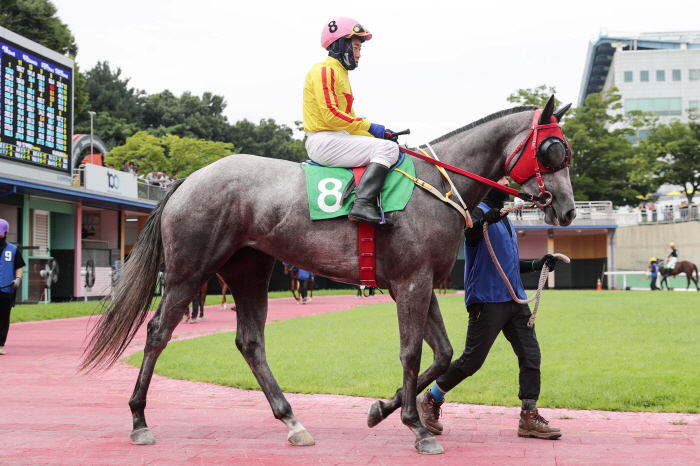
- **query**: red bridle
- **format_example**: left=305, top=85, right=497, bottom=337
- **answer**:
left=398, top=109, right=571, bottom=207
left=504, top=109, right=571, bottom=207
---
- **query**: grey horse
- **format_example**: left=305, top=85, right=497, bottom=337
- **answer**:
left=82, top=97, right=575, bottom=455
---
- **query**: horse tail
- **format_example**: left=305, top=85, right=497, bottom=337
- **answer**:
left=694, top=263, right=699, bottom=281
left=80, top=179, right=186, bottom=372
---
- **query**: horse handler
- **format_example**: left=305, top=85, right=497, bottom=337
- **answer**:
left=416, top=178, right=562, bottom=440
left=0, top=219, right=25, bottom=355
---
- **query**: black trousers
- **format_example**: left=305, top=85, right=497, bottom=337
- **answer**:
left=650, top=276, right=659, bottom=290
left=435, top=300, right=541, bottom=400
left=299, top=279, right=309, bottom=299
left=0, top=298, right=12, bottom=346
left=190, top=295, right=204, bottom=318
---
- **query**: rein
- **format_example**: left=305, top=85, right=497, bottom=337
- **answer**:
left=399, top=146, right=551, bottom=208
left=482, top=204, right=570, bottom=327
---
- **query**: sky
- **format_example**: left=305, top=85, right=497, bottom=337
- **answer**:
left=55, top=0, right=699, bottom=145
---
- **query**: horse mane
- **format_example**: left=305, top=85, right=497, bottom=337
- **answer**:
left=423, top=105, right=537, bottom=147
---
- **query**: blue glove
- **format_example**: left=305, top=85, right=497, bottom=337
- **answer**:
left=368, top=122, right=386, bottom=139
left=384, top=129, right=399, bottom=142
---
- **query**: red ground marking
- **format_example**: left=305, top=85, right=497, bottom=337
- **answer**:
left=2, top=294, right=700, bottom=465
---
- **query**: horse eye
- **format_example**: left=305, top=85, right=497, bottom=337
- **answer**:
left=539, top=139, right=566, bottom=168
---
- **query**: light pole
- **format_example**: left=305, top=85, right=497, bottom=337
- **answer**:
left=88, top=111, right=96, bottom=164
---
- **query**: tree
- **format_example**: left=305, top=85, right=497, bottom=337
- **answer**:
left=106, top=132, right=234, bottom=177
left=229, top=118, right=307, bottom=162
left=0, top=0, right=87, bottom=114
left=142, top=91, right=232, bottom=142
left=561, top=88, right=649, bottom=206
left=633, top=111, right=700, bottom=206
left=507, top=85, right=562, bottom=111
left=78, top=61, right=145, bottom=126
left=74, top=112, right=140, bottom=150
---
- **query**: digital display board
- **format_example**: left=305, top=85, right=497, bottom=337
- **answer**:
left=0, top=36, right=72, bottom=173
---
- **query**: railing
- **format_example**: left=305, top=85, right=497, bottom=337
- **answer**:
left=137, top=182, right=168, bottom=202
left=614, top=205, right=699, bottom=226
left=506, top=201, right=615, bottom=223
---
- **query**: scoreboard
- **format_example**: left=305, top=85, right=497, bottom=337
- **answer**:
left=0, top=36, right=72, bottom=173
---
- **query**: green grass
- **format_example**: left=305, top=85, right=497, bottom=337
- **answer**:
left=127, top=290, right=700, bottom=413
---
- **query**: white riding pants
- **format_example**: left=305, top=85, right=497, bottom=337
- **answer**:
left=305, top=131, right=400, bottom=169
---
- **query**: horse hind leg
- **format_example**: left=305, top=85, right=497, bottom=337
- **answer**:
left=368, top=292, right=453, bottom=430
left=218, top=248, right=314, bottom=446
left=128, top=277, right=208, bottom=444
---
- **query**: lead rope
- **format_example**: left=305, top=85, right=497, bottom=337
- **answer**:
left=482, top=204, right=570, bottom=327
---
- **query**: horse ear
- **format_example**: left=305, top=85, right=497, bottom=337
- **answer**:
left=553, top=103, right=572, bottom=122
left=538, top=95, right=555, bottom=125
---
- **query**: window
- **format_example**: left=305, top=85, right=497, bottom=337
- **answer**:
left=690, top=69, right=700, bottom=80
left=624, top=71, right=633, bottom=82
left=656, top=70, right=665, bottom=81
left=672, top=69, right=681, bottom=81
left=640, top=70, right=649, bottom=82
left=690, top=101, right=699, bottom=111
left=625, top=98, right=682, bottom=116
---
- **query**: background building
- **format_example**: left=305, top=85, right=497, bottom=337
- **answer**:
left=579, top=31, right=700, bottom=136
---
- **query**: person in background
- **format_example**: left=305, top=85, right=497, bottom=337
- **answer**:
left=649, top=258, right=660, bottom=290
left=514, top=196, right=524, bottom=220
left=145, top=170, right=160, bottom=186
left=416, top=177, right=561, bottom=441
left=0, top=219, right=25, bottom=355
left=108, top=164, right=115, bottom=169
left=297, top=268, right=312, bottom=304
left=160, top=170, right=172, bottom=186
left=667, top=243, right=678, bottom=269
left=121, top=160, right=131, bottom=173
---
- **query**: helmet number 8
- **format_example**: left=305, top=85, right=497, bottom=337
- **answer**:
left=328, top=21, right=338, bottom=33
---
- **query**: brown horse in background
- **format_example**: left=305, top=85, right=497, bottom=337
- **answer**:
left=217, top=276, right=236, bottom=310
left=659, top=260, right=700, bottom=290
left=437, top=275, right=452, bottom=295
left=283, top=264, right=314, bottom=302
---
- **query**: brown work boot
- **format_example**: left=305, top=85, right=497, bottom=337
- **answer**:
left=416, top=390, right=444, bottom=435
left=518, top=409, right=562, bottom=439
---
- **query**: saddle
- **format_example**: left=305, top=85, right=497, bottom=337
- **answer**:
left=301, top=154, right=416, bottom=289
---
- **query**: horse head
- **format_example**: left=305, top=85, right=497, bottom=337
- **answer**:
left=505, top=95, right=576, bottom=226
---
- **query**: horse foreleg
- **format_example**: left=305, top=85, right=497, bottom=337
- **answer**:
left=368, top=292, right=453, bottom=429
left=291, top=278, right=299, bottom=301
left=393, top=284, right=444, bottom=454
left=218, top=276, right=228, bottom=309
left=129, top=281, right=204, bottom=445
left=219, top=248, right=314, bottom=446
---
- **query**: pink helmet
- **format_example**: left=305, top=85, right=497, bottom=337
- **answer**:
left=321, top=17, right=372, bottom=49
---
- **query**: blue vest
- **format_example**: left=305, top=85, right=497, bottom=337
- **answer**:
left=650, top=263, right=658, bottom=278
left=464, top=203, right=526, bottom=307
left=297, top=269, right=311, bottom=281
left=0, top=243, right=19, bottom=295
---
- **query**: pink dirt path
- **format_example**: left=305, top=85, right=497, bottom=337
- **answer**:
left=1, top=294, right=700, bottom=466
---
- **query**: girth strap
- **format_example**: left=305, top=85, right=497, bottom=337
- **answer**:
left=352, top=167, right=378, bottom=288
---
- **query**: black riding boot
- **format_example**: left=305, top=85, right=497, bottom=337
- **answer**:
left=348, top=163, right=394, bottom=225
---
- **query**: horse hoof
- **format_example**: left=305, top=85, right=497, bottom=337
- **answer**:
left=287, top=428, right=315, bottom=446
left=415, top=436, right=444, bottom=455
left=131, top=428, right=156, bottom=445
left=367, top=400, right=385, bottom=428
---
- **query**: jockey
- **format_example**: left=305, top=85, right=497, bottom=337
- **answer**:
left=303, top=17, right=400, bottom=225
left=667, top=242, right=678, bottom=269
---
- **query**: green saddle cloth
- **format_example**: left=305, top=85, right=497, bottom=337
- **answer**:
left=301, top=156, right=416, bottom=220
